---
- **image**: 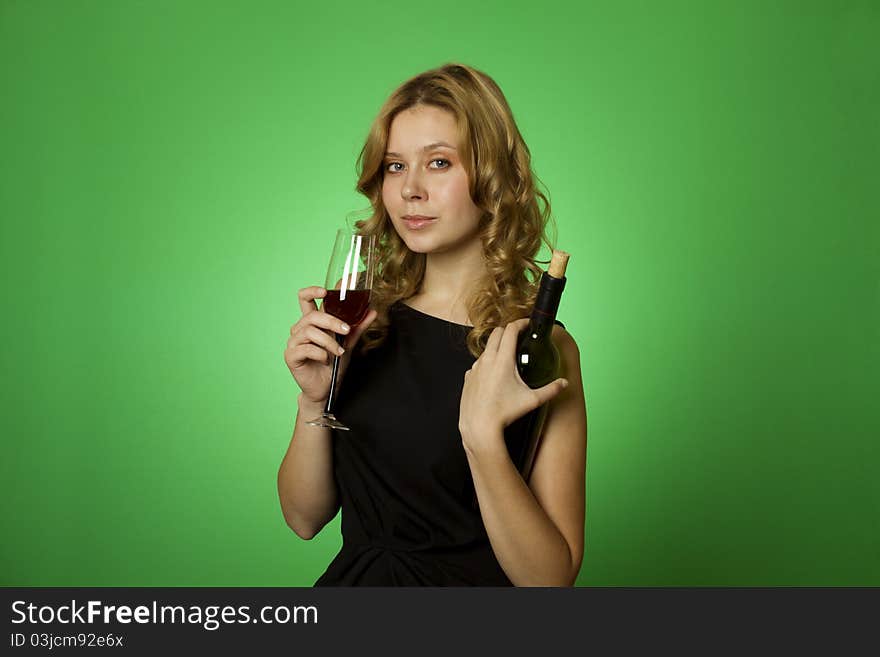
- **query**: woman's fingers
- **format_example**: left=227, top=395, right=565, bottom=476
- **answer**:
left=290, top=286, right=352, bottom=358
left=533, top=378, right=570, bottom=406
left=480, top=318, right=528, bottom=362
left=301, top=325, right=345, bottom=357
left=481, top=326, right=505, bottom=359
left=288, top=289, right=373, bottom=370
left=499, top=318, right=530, bottom=359
left=287, top=319, right=345, bottom=356
left=291, top=310, right=351, bottom=338
left=286, top=343, right=330, bottom=368
left=286, top=334, right=330, bottom=362
left=297, top=286, right=326, bottom=316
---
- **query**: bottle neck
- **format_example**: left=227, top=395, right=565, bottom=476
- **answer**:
left=529, top=271, right=566, bottom=338
left=528, top=312, right=556, bottom=339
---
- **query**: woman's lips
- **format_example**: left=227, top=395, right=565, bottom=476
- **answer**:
left=402, top=216, right=437, bottom=230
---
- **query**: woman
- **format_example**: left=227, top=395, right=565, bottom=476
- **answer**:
left=278, top=63, right=587, bottom=586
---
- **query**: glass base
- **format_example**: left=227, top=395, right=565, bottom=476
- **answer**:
left=305, top=412, right=350, bottom=431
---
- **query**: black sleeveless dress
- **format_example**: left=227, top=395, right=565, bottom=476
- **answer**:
left=313, top=300, right=563, bottom=586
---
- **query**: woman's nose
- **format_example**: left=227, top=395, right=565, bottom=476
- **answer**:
left=401, top=170, right=426, bottom=200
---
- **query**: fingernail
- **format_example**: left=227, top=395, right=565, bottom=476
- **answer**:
left=561, top=379, right=569, bottom=388
left=338, top=346, right=345, bottom=355
left=340, top=323, right=350, bottom=332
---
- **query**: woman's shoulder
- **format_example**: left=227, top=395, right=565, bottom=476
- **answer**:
left=551, top=323, right=580, bottom=360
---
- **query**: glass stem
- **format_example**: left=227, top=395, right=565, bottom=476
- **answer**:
left=323, top=333, right=346, bottom=416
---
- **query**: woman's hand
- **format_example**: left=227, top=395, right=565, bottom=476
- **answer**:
left=284, top=286, right=377, bottom=406
left=458, top=318, right=568, bottom=453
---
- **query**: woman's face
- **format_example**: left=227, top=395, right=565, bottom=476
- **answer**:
left=381, top=105, right=483, bottom=255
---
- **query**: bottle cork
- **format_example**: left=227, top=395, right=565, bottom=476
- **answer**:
left=548, top=250, right=570, bottom=278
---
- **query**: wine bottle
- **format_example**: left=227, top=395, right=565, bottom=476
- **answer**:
left=505, top=249, right=569, bottom=481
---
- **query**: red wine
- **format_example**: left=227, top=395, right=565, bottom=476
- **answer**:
left=322, top=288, right=371, bottom=326
left=506, top=250, right=569, bottom=481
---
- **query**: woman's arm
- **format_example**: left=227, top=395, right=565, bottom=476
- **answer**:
left=460, top=322, right=587, bottom=585
left=278, top=289, right=377, bottom=541
left=277, top=393, right=340, bottom=540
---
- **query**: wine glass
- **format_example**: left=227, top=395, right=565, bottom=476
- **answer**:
left=305, top=228, right=375, bottom=431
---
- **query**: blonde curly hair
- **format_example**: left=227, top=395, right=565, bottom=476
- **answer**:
left=353, top=63, right=557, bottom=358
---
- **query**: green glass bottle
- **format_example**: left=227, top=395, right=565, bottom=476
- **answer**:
left=506, top=249, right=569, bottom=481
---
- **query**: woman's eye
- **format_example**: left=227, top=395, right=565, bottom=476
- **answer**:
left=386, top=162, right=404, bottom=173
left=430, top=159, right=450, bottom=169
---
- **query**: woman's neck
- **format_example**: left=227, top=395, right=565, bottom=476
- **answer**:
left=409, top=239, right=487, bottom=324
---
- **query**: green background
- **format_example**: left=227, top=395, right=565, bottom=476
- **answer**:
left=2, top=0, right=878, bottom=586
